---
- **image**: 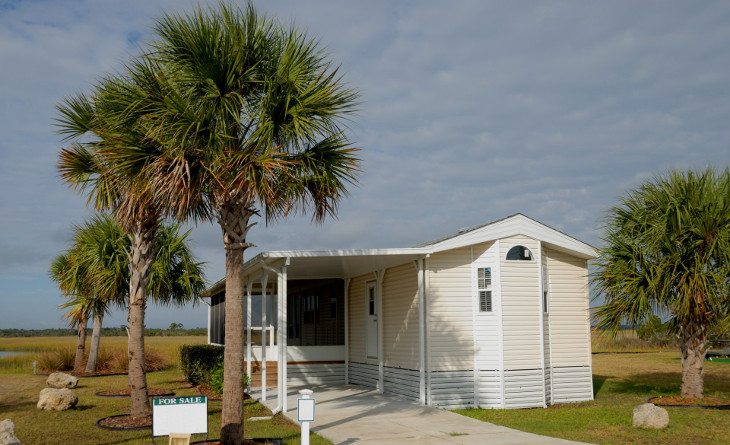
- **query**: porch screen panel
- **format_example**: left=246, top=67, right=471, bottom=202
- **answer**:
left=210, top=291, right=225, bottom=345
left=287, top=279, right=345, bottom=346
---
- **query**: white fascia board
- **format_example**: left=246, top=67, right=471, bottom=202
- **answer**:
left=260, top=248, right=432, bottom=258
left=429, top=215, right=596, bottom=259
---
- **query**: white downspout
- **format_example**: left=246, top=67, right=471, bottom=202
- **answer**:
left=537, top=241, right=547, bottom=408
left=416, top=257, right=427, bottom=406
left=376, top=269, right=385, bottom=394
left=344, top=277, right=351, bottom=385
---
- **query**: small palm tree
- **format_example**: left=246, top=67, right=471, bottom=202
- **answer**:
left=593, top=167, right=730, bottom=398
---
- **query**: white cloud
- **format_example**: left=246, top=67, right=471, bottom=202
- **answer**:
left=1, top=0, right=729, bottom=327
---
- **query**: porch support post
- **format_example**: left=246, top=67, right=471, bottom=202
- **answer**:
left=246, top=280, right=253, bottom=391
left=375, top=269, right=385, bottom=394
left=261, top=273, right=268, bottom=401
left=416, top=258, right=426, bottom=406
left=281, top=261, right=288, bottom=412
left=344, top=277, right=351, bottom=385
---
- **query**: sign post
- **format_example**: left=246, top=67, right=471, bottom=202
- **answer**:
left=152, top=396, right=208, bottom=438
left=297, top=389, right=315, bottom=445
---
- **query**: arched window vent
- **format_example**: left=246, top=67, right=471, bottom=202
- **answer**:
left=506, top=245, right=534, bottom=261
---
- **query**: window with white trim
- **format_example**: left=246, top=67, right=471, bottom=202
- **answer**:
left=477, top=267, right=492, bottom=312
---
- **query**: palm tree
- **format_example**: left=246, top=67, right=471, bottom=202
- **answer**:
left=51, top=252, right=94, bottom=372
left=56, top=87, right=206, bottom=418
left=57, top=3, right=358, bottom=438
left=593, top=167, right=730, bottom=399
left=69, top=215, right=126, bottom=372
left=144, top=6, right=359, bottom=443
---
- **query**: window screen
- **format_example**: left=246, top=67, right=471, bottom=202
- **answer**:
left=478, top=267, right=492, bottom=312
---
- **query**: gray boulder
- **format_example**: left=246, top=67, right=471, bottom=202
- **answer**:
left=0, top=419, right=23, bottom=445
left=37, top=388, right=78, bottom=411
left=633, top=403, right=669, bottom=429
left=46, top=372, right=78, bottom=389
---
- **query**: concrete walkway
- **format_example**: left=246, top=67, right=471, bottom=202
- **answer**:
left=251, top=384, right=592, bottom=445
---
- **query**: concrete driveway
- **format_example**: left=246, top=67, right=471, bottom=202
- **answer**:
left=252, top=384, right=593, bottom=445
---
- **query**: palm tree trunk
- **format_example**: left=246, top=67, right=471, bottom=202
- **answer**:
left=220, top=204, right=256, bottom=445
left=127, top=223, right=155, bottom=419
left=679, top=320, right=706, bottom=399
left=85, top=314, right=103, bottom=373
left=73, top=319, right=87, bottom=372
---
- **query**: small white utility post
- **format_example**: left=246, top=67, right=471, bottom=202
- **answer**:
left=298, top=389, right=315, bottom=445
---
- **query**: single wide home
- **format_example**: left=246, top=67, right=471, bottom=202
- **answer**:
left=203, top=214, right=595, bottom=410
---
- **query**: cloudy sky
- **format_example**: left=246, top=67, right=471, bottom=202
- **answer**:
left=1, top=1, right=728, bottom=329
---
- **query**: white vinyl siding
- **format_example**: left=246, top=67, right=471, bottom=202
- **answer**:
left=427, top=247, right=478, bottom=371
left=382, top=263, right=420, bottom=370
left=347, top=275, right=369, bottom=364
left=545, top=248, right=591, bottom=368
left=500, top=236, right=542, bottom=370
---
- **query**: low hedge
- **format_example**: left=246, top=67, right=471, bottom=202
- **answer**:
left=179, top=344, right=224, bottom=385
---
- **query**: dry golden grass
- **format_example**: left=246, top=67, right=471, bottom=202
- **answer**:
left=0, top=336, right=206, bottom=373
left=591, top=329, right=675, bottom=353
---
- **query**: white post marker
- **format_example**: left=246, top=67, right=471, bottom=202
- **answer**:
left=298, top=389, right=315, bottom=445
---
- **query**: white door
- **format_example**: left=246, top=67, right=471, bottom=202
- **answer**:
left=366, top=281, right=379, bottom=359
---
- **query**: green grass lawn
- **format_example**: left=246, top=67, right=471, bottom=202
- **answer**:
left=455, top=352, right=730, bottom=445
left=0, top=336, right=332, bottom=445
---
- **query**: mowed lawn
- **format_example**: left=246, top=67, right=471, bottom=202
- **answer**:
left=0, top=336, right=332, bottom=445
left=456, top=351, right=730, bottom=445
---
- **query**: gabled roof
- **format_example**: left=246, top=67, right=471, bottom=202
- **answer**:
left=418, top=213, right=596, bottom=259
left=202, top=214, right=595, bottom=296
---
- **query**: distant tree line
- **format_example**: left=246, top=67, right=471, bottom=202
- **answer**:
left=0, top=327, right=206, bottom=337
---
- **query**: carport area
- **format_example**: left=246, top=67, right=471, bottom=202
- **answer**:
left=251, top=384, right=592, bottom=445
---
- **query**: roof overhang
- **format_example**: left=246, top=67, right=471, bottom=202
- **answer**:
left=202, top=248, right=432, bottom=297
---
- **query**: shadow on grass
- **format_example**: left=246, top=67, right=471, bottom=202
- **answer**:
left=75, top=404, right=96, bottom=411
left=593, top=375, right=606, bottom=397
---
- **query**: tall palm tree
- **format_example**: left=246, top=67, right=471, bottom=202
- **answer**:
left=64, top=4, right=358, bottom=442
left=593, top=167, right=730, bottom=399
left=144, top=6, right=359, bottom=443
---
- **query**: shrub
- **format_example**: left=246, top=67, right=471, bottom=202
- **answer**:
left=179, top=344, right=224, bottom=385
left=637, top=315, right=676, bottom=347
left=37, top=346, right=169, bottom=373
left=205, top=361, right=248, bottom=397
left=37, top=348, right=75, bottom=372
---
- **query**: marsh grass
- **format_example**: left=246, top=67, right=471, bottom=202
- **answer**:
left=591, top=329, right=676, bottom=353
left=0, top=335, right=206, bottom=373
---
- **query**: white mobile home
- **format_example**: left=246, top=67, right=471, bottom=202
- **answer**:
left=203, top=214, right=595, bottom=410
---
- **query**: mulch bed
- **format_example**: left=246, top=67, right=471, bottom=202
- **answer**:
left=97, top=414, right=152, bottom=430
left=191, top=440, right=282, bottom=445
left=96, top=387, right=175, bottom=398
left=649, top=396, right=730, bottom=409
left=37, top=370, right=127, bottom=377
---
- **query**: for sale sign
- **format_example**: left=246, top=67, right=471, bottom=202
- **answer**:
left=152, top=396, right=208, bottom=437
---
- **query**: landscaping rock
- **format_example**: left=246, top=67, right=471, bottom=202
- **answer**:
left=37, top=388, right=78, bottom=411
left=46, top=372, right=78, bottom=389
left=0, top=419, right=23, bottom=445
left=633, top=403, right=669, bottom=429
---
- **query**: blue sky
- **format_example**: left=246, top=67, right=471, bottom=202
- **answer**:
left=1, top=0, right=729, bottom=329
